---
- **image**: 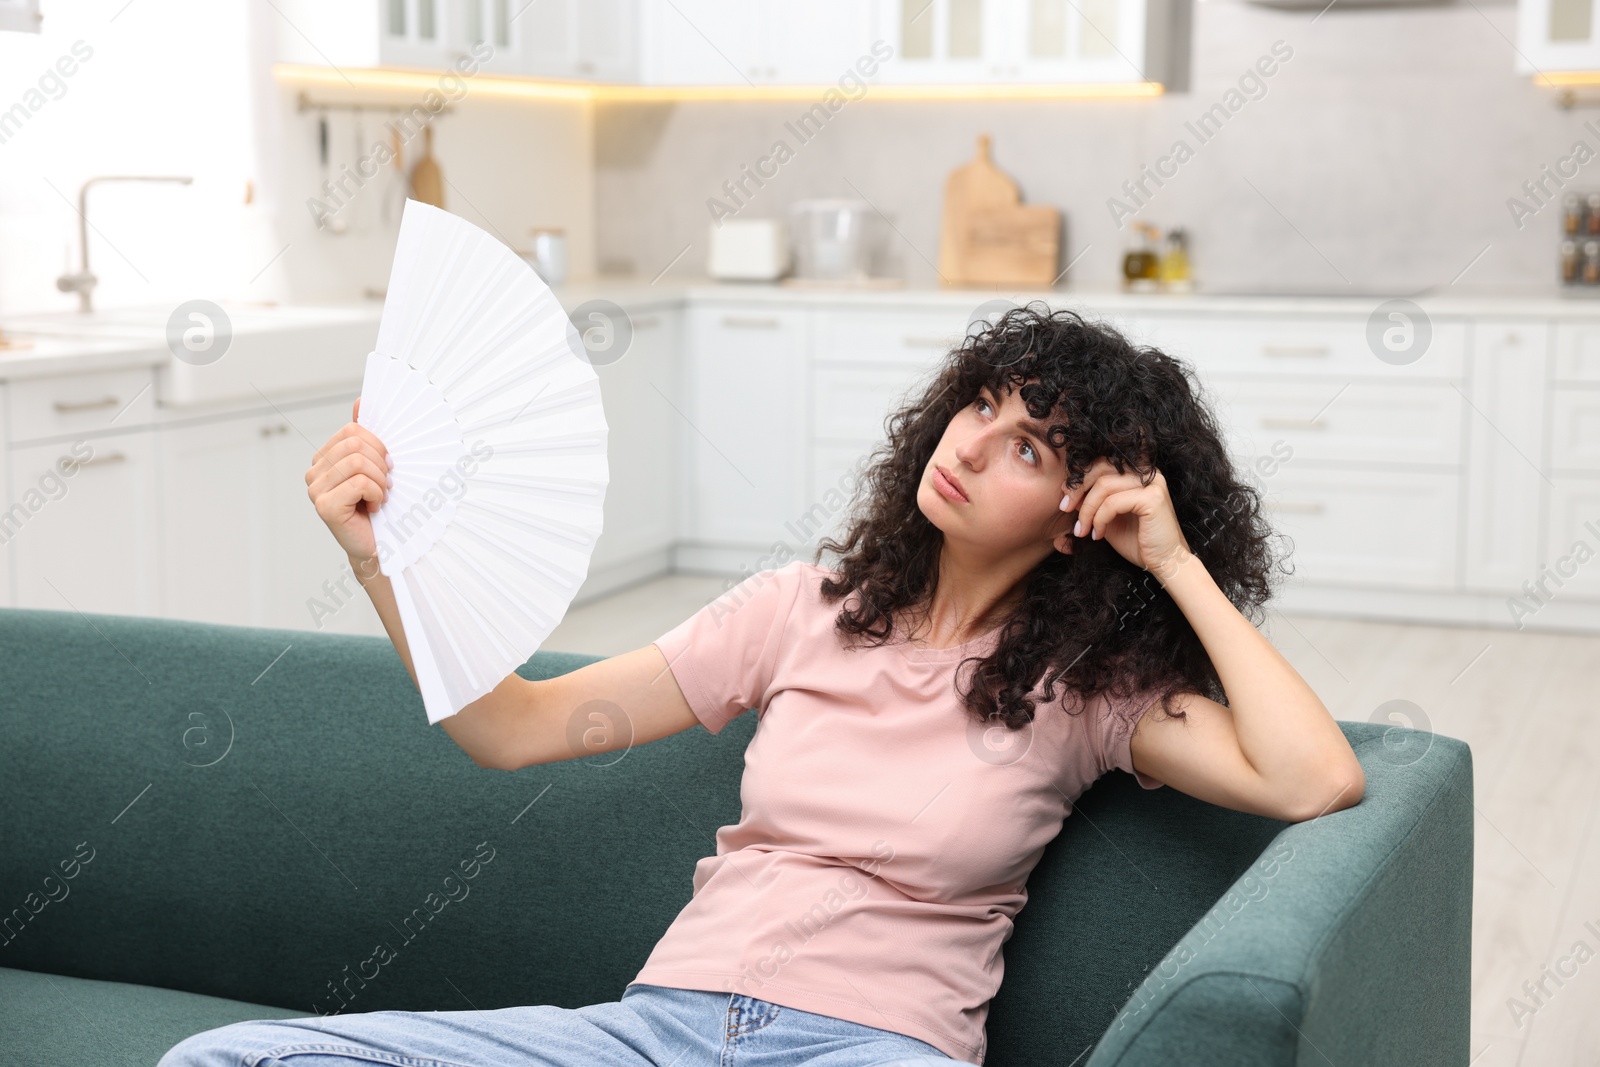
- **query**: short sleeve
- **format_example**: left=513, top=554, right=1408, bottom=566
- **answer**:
left=1089, top=686, right=1166, bottom=790
left=651, top=561, right=808, bottom=735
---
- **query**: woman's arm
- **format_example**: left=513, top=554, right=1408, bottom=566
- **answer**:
left=308, top=400, right=699, bottom=771
left=1069, top=459, right=1366, bottom=823
left=1134, top=554, right=1365, bottom=822
left=306, top=401, right=517, bottom=768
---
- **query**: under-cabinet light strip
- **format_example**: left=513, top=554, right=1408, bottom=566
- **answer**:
left=273, top=63, right=1164, bottom=102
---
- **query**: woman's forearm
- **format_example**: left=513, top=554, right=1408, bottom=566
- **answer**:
left=347, top=551, right=420, bottom=692
left=1156, top=554, right=1365, bottom=809
left=346, top=551, right=517, bottom=768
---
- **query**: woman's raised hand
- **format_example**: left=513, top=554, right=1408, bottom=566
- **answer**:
left=306, top=396, right=394, bottom=564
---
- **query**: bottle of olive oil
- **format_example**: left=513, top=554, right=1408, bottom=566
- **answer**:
left=1158, top=228, right=1192, bottom=293
left=1122, top=222, right=1160, bottom=292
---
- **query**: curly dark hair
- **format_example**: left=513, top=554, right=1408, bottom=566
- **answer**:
left=812, top=301, right=1290, bottom=734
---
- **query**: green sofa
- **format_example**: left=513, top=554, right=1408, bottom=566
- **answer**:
left=0, top=607, right=1473, bottom=1066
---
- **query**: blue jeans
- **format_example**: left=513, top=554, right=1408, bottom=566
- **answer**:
left=156, top=982, right=976, bottom=1067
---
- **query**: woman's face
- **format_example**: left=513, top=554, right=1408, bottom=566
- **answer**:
left=918, top=378, right=1078, bottom=558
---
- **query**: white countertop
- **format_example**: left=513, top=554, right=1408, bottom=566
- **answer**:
left=3, top=278, right=1597, bottom=381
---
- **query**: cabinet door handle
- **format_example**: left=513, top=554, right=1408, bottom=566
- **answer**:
left=67, top=452, right=128, bottom=470
left=1259, top=416, right=1326, bottom=430
left=1267, top=499, right=1325, bottom=514
left=53, top=395, right=120, bottom=413
left=259, top=423, right=290, bottom=437
left=1261, top=344, right=1330, bottom=359
left=720, top=315, right=781, bottom=329
left=902, top=335, right=953, bottom=348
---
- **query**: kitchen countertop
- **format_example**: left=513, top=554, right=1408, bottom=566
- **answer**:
left=3, top=278, right=1597, bottom=381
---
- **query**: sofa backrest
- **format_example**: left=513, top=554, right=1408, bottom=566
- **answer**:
left=1, top=608, right=1287, bottom=1059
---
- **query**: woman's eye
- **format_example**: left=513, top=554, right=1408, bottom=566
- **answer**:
left=1018, top=440, right=1038, bottom=465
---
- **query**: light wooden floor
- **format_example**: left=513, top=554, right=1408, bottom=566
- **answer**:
left=546, top=572, right=1600, bottom=1065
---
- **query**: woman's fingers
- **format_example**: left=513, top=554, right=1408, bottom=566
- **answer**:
left=306, top=426, right=391, bottom=488
left=308, top=449, right=390, bottom=506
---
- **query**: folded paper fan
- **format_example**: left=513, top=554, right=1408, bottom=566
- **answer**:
left=358, top=198, right=608, bottom=725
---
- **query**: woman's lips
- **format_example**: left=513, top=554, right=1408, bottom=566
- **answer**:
left=933, top=465, right=969, bottom=503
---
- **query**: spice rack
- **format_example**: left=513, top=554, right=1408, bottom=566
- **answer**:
left=1560, top=192, right=1600, bottom=285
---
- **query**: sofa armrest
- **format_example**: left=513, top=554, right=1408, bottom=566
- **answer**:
left=1086, top=722, right=1473, bottom=1067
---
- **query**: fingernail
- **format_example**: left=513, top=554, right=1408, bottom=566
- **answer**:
left=386, top=473, right=394, bottom=488
left=386, top=454, right=395, bottom=469
left=1073, top=519, right=1082, bottom=537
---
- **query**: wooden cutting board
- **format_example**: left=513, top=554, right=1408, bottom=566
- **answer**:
left=939, top=134, right=1060, bottom=288
left=410, top=124, right=444, bottom=209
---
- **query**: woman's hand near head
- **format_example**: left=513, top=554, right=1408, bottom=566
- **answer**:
left=306, top=396, right=394, bottom=565
left=1060, top=457, right=1193, bottom=581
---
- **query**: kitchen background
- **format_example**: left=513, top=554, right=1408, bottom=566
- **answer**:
left=3, top=1, right=1600, bottom=1063
left=0, top=0, right=1589, bottom=308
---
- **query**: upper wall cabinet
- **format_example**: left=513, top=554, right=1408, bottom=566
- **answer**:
left=275, top=0, right=1189, bottom=88
left=637, top=0, right=878, bottom=85
left=273, top=0, right=634, bottom=77
left=1516, top=0, right=1600, bottom=72
left=0, top=0, right=41, bottom=33
left=519, top=0, right=638, bottom=82
left=872, top=0, right=1190, bottom=86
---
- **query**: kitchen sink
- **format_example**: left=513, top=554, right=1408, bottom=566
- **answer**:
left=0, top=302, right=382, bottom=407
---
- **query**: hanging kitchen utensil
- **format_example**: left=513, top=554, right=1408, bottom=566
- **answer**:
left=318, top=111, right=347, bottom=236
left=409, top=124, right=444, bottom=209
left=357, top=198, right=608, bottom=725
left=383, top=124, right=406, bottom=226
left=349, top=108, right=367, bottom=235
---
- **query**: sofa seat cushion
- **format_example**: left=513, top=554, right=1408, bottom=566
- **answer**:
left=0, top=965, right=303, bottom=1067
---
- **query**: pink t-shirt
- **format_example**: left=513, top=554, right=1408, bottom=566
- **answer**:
left=629, top=560, right=1164, bottom=1065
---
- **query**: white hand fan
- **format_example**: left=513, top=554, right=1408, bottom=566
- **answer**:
left=358, top=198, right=608, bottom=725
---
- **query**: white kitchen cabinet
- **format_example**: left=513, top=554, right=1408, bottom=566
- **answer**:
left=811, top=306, right=971, bottom=364
left=380, top=0, right=464, bottom=69
left=277, top=0, right=1187, bottom=87
left=158, top=413, right=268, bottom=628
left=873, top=0, right=1009, bottom=84
left=639, top=0, right=878, bottom=85
left=679, top=305, right=808, bottom=555
left=812, top=362, right=936, bottom=443
left=1260, top=467, right=1461, bottom=592
left=811, top=441, right=878, bottom=551
left=521, top=0, right=638, bottom=81
left=587, top=308, right=681, bottom=574
left=7, top=368, right=155, bottom=445
left=8, top=432, right=159, bottom=618
left=1201, top=378, right=1464, bottom=469
left=1120, top=313, right=1467, bottom=382
left=1516, top=0, right=1600, bottom=74
left=262, top=398, right=380, bottom=634
left=762, top=0, right=881, bottom=82
left=273, top=0, right=483, bottom=71
left=638, top=0, right=761, bottom=85
left=458, top=0, right=524, bottom=74
left=873, top=0, right=1187, bottom=86
left=1544, top=477, right=1600, bottom=600
left=158, top=395, right=379, bottom=636
left=1463, top=322, right=1549, bottom=596
left=0, top=0, right=41, bottom=33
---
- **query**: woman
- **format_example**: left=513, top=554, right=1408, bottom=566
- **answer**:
left=159, top=303, right=1364, bottom=1067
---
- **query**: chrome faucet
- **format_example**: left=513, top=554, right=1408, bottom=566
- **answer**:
left=56, top=175, right=194, bottom=313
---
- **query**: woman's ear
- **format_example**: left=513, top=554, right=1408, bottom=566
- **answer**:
left=1051, top=518, right=1075, bottom=556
